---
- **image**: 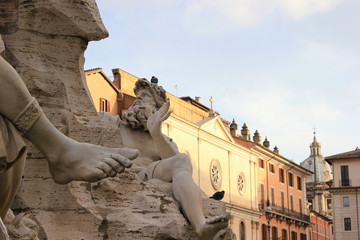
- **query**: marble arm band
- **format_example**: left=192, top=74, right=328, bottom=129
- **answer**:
left=13, top=98, right=43, bottom=135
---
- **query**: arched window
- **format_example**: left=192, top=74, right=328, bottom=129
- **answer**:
left=261, top=224, right=267, bottom=240
left=281, top=229, right=287, bottom=240
left=240, top=222, right=245, bottom=240
left=271, top=226, right=278, bottom=239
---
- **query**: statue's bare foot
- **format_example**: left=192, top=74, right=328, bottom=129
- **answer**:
left=197, top=213, right=230, bottom=240
left=46, top=140, right=138, bottom=184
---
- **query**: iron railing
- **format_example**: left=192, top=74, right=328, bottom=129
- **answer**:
left=266, top=204, right=310, bottom=222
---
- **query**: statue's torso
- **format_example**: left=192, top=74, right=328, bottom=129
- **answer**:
left=119, top=123, right=161, bottom=163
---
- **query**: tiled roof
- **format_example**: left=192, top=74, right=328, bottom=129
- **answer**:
left=325, top=148, right=360, bottom=161
left=85, top=67, right=102, bottom=72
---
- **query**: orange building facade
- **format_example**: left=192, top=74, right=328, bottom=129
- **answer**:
left=85, top=68, right=121, bottom=116
left=310, top=211, right=333, bottom=240
left=232, top=127, right=312, bottom=240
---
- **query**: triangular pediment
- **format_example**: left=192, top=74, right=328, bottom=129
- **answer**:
left=197, top=116, right=234, bottom=143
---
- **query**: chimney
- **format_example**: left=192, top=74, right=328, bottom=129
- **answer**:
left=230, top=119, right=238, bottom=137
left=112, top=68, right=121, bottom=90
left=253, top=130, right=261, bottom=144
left=241, top=123, right=250, bottom=141
left=195, top=96, right=201, bottom=102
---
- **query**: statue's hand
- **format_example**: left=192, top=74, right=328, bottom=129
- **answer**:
left=146, top=99, right=171, bottom=136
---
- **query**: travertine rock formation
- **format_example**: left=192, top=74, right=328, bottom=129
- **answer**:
left=0, top=1, right=233, bottom=239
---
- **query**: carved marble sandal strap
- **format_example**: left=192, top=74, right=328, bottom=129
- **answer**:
left=13, top=97, right=43, bottom=135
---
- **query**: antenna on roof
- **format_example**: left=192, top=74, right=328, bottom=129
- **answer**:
left=174, top=84, right=178, bottom=96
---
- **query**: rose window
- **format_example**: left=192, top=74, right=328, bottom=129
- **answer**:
left=210, top=159, right=222, bottom=190
left=237, top=172, right=245, bottom=195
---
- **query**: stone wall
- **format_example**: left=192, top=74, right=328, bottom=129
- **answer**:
left=0, top=1, right=233, bottom=239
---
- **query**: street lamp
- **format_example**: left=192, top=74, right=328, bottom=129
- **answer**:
left=265, top=205, right=272, bottom=240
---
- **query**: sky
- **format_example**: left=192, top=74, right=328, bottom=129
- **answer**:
left=85, top=0, right=360, bottom=164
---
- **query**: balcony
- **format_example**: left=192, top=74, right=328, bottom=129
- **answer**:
left=339, top=179, right=351, bottom=187
left=265, top=204, right=310, bottom=223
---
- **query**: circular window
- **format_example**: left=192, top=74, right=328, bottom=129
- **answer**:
left=237, top=172, right=246, bottom=195
left=210, top=159, right=222, bottom=190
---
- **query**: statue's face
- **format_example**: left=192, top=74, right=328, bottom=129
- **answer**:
left=123, top=88, right=158, bottom=131
left=135, top=89, right=157, bottom=108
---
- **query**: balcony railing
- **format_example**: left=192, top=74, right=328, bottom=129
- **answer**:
left=339, top=179, right=351, bottom=187
left=266, top=204, right=310, bottom=223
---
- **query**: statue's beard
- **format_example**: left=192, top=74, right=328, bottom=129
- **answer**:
left=123, top=101, right=156, bottom=131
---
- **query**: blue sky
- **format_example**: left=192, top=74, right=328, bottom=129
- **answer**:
left=85, top=0, right=360, bottom=163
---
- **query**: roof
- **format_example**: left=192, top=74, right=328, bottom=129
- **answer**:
left=232, top=135, right=313, bottom=175
left=85, top=68, right=120, bottom=93
left=325, top=148, right=360, bottom=165
left=180, top=96, right=210, bottom=112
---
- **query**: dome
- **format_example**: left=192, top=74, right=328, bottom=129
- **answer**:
left=300, top=134, right=332, bottom=183
left=311, top=136, right=321, bottom=148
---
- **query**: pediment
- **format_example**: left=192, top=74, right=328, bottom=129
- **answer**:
left=197, top=116, right=234, bottom=143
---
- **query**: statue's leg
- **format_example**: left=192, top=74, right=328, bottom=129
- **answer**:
left=0, top=56, right=138, bottom=184
left=0, top=154, right=26, bottom=219
left=152, top=153, right=230, bottom=239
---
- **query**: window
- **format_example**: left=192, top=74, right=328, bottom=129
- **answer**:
left=327, top=198, right=332, bottom=210
left=210, top=159, right=222, bottom=190
left=297, top=176, right=302, bottom=191
left=272, top=226, right=278, bottom=240
left=343, top=197, right=350, bottom=207
left=300, top=233, right=306, bottom=240
left=269, top=163, right=275, bottom=173
left=260, top=184, right=265, bottom=202
left=99, top=98, right=110, bottom=112
left=299, top=198, right=302, bottom=215
left=290, top=195, right=294, bottom=212
left=261, top=224, right=267, bottom=240
left=288, top=172, right=293, bottom=187
left=340, top=165, right=350, bottom=186
left=279, top=168, right=285, bottom=183
left=237, top=173, right=245, bottom=195
left=281, top=191, right=285, bottom=209
left=271, top=187, right=275, bottom=206
left=344, top=218, right=351, bottom=231
left=240, top=222, right=245, bottom=240
left=259, top=159, right=264, bottom=169
left=308, top=199, right=313, bottom=210
left=291, top=231, right=297, bottom=240
left=281, top=229, right=287, bottom=240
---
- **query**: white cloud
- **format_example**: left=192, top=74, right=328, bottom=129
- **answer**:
left=278, top=0, right=342, bottom=19
left=184, top=0, right=344, bottom=32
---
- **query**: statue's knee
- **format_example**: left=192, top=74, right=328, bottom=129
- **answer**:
left=175, top=153, right=192, bottom=171
left=177, top=153, right=188, bottom=160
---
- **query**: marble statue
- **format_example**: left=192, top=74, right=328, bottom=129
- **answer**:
left=101, top=78, right=230, bottom=239
left=0, top=55, right=138, bottom=237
